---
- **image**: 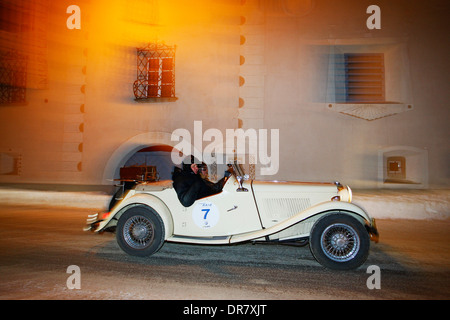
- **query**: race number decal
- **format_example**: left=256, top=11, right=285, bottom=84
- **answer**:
left=192, top=201, right=219, bottom=229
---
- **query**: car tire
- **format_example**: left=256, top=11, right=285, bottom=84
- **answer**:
left=116, top=205, right=165, bottom=257
left=309, top=213, right=370, bottom=270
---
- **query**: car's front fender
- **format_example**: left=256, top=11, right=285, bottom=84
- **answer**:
left=230, top=200, right=373, bottom=243
left=308, top=201, right=372, bottom=222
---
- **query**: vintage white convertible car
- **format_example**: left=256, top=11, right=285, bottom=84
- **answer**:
left=86, top=162, right=378, bottom=270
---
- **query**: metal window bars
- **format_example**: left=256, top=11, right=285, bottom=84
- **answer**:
left=133, top=43, right=177, bottom=102
left=0, top=50, right=27, bottom=105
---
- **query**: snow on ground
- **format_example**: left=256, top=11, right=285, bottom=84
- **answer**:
left=353, top=189, right=450, bottom=220
left=0, top=187, right=448, bottom=220
left=0, top=188, right=110, bottom=210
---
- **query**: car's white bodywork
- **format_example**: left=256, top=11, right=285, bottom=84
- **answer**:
left=91, top=167, right=377, bottom=246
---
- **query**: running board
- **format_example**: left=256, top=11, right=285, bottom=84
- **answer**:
left=167, top=235, right=231, bottom=245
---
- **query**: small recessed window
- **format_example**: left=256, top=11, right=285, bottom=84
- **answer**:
left=133, top=43, right=177, bottom=102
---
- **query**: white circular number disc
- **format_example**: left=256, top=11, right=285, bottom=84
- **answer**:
left=192, top=201, right=220, bottom=229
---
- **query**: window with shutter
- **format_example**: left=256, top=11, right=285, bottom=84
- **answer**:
left=327, top=45, right=413, bottom=121
left=344, top=53, right=385, bottom=103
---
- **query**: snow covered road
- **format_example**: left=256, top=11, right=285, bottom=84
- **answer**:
left=0, top=187, right=449, bottom=220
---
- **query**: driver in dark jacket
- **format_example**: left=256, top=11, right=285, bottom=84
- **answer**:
left=172, top=156, right=228, bottom=207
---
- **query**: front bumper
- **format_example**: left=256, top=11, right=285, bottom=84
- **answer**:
left=83, top=213, right=103, bottom=232
left=366, top=218, right=379, bottom=243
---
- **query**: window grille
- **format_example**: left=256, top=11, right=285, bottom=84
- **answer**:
left=0, top=50, right=27, bottom=105
left=133, top=43, right=177, bottom=102
left=344, top=53, right=385, bottom=103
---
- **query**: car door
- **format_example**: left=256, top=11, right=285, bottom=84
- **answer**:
left=173, top=175, right=262, bottom=237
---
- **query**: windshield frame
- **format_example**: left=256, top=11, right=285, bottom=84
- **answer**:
left=229, top=161, right=246, bottom=177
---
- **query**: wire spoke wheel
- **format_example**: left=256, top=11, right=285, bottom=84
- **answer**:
left=116, top=205, right=165, bottom=257
left=123, top=215, right=155, bottom=250
left=320, top=223, right=360, bottom=262
left=310, top=213, right=370, bottom=270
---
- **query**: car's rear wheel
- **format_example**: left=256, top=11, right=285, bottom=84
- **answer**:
left=309, top=213, right=370, bottom=270
left=116, top=205, right=165, bottom=257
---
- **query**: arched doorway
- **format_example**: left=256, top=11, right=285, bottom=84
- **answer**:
left=102, top=131, right=199, bottom=185
left=123, top=144, right=174, bottom=181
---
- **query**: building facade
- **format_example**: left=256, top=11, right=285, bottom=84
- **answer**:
left=0, top=0, right=448, bottom=189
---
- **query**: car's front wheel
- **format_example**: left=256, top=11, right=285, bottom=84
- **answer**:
left=309, top=213, right=370, bottom=270
left=116, top=205, right=165, bottom=257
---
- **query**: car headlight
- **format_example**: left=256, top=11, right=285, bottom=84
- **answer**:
left=338, top=185, right=352, bottom=203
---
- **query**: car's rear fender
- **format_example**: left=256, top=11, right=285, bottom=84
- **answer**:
left=97, top=193, right=174, bottom=239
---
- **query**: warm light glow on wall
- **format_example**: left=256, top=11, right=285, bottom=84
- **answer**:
left=80, top=0, right=238, bottom=48
left=87, top=0, right=159, bottom=47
